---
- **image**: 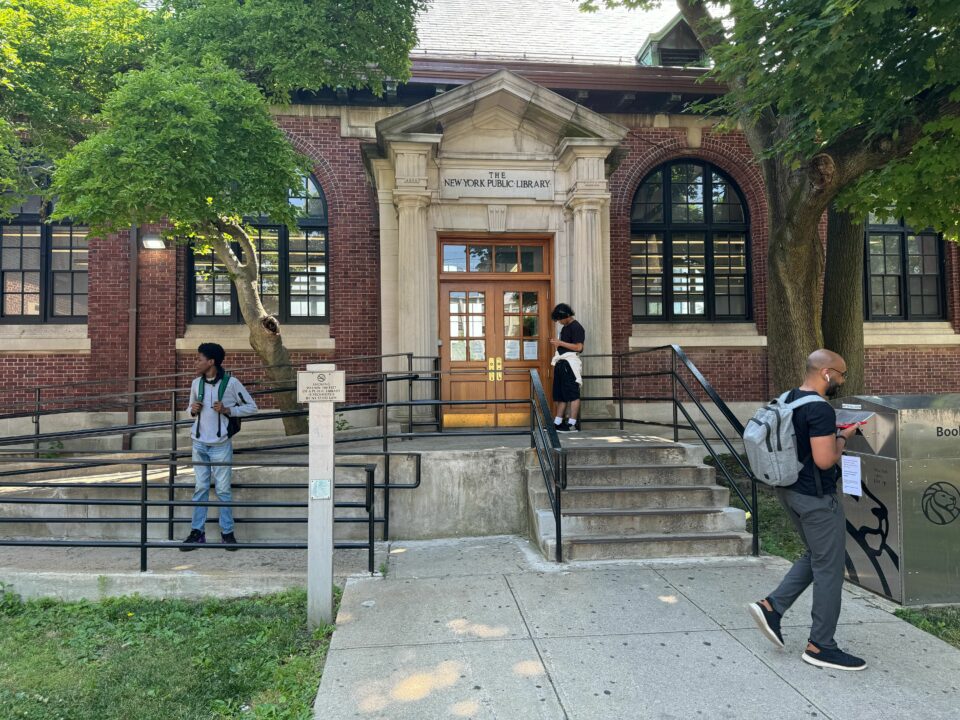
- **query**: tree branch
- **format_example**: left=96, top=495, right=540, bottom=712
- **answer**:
left=675, top=0, right=724, bottom=52
left=213, top=217, right=258, bottom=284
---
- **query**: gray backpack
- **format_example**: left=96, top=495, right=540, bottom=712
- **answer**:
left=744, top=391, right=828, bottom=488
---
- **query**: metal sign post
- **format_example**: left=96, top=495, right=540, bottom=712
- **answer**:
left=298, top=364, right=346, bottom=629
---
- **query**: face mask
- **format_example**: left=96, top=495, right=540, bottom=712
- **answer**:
left=825, top=377, right=842, bottom=398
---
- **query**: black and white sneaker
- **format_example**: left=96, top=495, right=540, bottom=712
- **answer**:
left=180, top=529, right=205, bottom=552
left=557, top=423, right=579, bottom=433
left=554, top=422, right=568, bottom=432
left=747, top=599, right=784, bottom=649
left=802, top=641, right=867, bottom=671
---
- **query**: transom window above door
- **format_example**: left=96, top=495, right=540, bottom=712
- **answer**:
left=630, top=161, right=750, bottom=322
left=441, top=243, right=544, bottom=274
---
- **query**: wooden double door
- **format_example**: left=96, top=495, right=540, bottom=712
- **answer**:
left=440, top=279, right=552, bottom=427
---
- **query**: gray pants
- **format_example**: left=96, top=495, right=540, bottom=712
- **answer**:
left=767, top=488, right=847, bottom=649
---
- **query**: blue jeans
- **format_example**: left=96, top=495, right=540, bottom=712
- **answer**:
left=191, top=440, right=234, bottom=533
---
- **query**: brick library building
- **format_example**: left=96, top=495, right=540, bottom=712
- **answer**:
left=2, top=1, right=959, bottom=427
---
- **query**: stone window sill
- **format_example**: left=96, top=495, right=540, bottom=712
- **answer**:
left=863, top=321, right=960, bottom=346
left=630, top=323, right=765, bottom=349
left=0, top=324, right=90, bottom=353
left=176, top=324, right=335, bottom=352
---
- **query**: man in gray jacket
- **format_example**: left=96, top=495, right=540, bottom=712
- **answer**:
left=181, top=343, right=258, bottom=550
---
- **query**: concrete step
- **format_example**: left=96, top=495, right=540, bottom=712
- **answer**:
left=543, top=531, right=754, bottom=561
left=532, top=484, right=730, bottom=511
left=562, top=445, right=689, bottom=466
left=555, top=506, right=746, bottom=536
left=562, top=463, right=715, bottom=487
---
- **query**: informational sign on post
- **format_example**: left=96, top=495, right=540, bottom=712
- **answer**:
left=299, top=364, right=341, bottom=629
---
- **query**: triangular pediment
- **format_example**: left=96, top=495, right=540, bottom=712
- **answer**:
left=375, top=70, right=628, bottom=152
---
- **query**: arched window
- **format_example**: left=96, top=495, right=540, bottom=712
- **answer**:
left=190, top=175, right=329, bottom=323
left=630, top=161, right=749, bottom=321
left=865, top=215, right=944, bottom=321
left=1, top=196, right=89, bottom=323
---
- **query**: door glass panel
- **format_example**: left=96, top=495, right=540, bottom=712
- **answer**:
left=469, top=340, right=486, bottom=361
left=503, top=316, right=521, bottom=337
left=469, top=246, right=492, bottom=272
left=495, top=246, right=519, bottom=272
left=442, top=245, right=467, bottom=272
left=522, top=316, right=538, bottom=337
left=522, top=292, right=538, bottom=313
left=449, top=291, right=466, bottom=314
left=503, top=291, right=520, bottom=313
left=523, top=341, right=538, bottom=360
left=504, top=339, right=521, bottom=361
left=450, top=317, right=466, bottom=338
left=450, top=340, right=467, bottom=361
left=520, top=246, right=543, bottom=272
left=468, top=291, right=485, bottom=313
left=468, top=316, right=485, bottom=336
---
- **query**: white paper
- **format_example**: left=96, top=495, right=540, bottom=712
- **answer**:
left=841, top=455, right=862, bottom=497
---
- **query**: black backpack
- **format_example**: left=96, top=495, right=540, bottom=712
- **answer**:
left=196, top=371, right=242, bottom=438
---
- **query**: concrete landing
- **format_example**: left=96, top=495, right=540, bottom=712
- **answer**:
left=315, top=535, right=960, bottom=720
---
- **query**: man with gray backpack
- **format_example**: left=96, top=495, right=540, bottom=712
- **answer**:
left=743, top=349, right=866, bottom=671
left=181, top=343, right=258, bottom=551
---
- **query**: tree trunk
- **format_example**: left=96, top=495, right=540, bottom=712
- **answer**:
left=767, top=188, right=824, bottom=393
left=210, top=230, right=308, bottom=436
left=822, top=204, right=865, bottom=396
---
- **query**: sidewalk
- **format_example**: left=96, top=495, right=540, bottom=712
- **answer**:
left=315, top=536, right=960, bottom=720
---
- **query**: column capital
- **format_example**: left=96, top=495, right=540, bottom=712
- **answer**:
left=393, top=191, right=431, bottom=210
left=565, top=194, right=607, bottom=213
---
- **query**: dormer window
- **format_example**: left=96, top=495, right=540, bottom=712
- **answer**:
left=637, top=15, right=709, bottom=68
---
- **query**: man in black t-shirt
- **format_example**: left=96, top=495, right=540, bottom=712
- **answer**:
left=549, top=303, right=585, bottom=432
left=747, top=349, right=868, bottom=671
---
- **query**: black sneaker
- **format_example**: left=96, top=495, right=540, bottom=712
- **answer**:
left=802, top=641, right=867, bottom=671
left=554, top=422, right=568, bottom=432
left=221, top=531, right=239, bottom=551
left=180, top=529, right=205, bottom=552
left=557, top=423, right=579, bottom=433
left=748, top=599, right=784, bottom=648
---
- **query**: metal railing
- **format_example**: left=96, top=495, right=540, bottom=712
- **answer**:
left=578, top=344, right=759, bottom=555
left=529, top=370, right=566, bottom=562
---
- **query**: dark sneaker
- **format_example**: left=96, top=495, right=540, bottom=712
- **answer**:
left=180, top=529, right=205, bottom=552
left=748, top=599, right=784, bottom=648
left=557, top=423, right=579, bottom=432
left=221, top=532, right=239, bottom=551
left=802, top=642, right=867, bottom=671
left=554, top=422, right=568, bottom=432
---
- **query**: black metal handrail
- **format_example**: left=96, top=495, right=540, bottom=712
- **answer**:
left=579, top=344, right=760, bottom=556
left=529, top=369, right=566, bottom=562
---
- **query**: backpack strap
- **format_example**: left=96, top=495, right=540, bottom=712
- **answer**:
left=784, top=394, right=829, bottom=410
left=218, top=372, right=232, bottom=402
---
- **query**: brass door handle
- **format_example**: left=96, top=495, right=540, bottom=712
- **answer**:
left=488, top=357, right=496, bottom=382
left=496, top=356, right=503, bottom=381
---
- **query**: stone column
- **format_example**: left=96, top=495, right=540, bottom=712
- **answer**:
left=561, top=141, right=618, bottom=421
left=389, top=140, right=439, bottom=420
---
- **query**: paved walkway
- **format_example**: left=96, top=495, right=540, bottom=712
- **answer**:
left=315, top=536, right=960, bottom=720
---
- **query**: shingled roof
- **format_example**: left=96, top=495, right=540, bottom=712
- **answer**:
left=414, top=0, right=681, bottom=65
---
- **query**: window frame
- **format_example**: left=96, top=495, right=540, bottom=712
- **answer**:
left=863, top=218, right=946, bottom=322
left=0, top=209, right=89, bottom=325
left=187, top=176, right=329, bottom=325
left=630, top=160, right=752, bottom=323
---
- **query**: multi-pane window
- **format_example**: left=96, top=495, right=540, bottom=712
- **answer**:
left=865, top=217, right=943, bottom=321
left=630, top=161, right=749, bottom=321
left=1, top=200, right=88, bottom=322
left=190, top=175, right=328, bottom=323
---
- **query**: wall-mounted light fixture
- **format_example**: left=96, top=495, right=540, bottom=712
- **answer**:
left=140, top=232, right=167, bottom=250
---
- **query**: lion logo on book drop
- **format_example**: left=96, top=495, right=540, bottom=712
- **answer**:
left=921, top=482, right=960, bottom=526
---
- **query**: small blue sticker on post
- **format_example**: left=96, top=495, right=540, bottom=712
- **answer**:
left=310, top=478, right=332, bottom=500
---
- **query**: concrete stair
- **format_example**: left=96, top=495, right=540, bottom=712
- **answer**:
left=527, top=432, right=752, bottom=561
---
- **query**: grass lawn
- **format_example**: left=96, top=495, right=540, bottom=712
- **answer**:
left=706, top=453, right=960, bottom=652
left=0, top=587, right=339, bottom=720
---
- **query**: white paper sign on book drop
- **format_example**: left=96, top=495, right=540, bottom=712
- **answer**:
left=841, top=454, right=862, bottom=497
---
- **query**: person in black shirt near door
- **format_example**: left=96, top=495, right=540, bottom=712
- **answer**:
left=549, top=303, right=585, bottom=432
